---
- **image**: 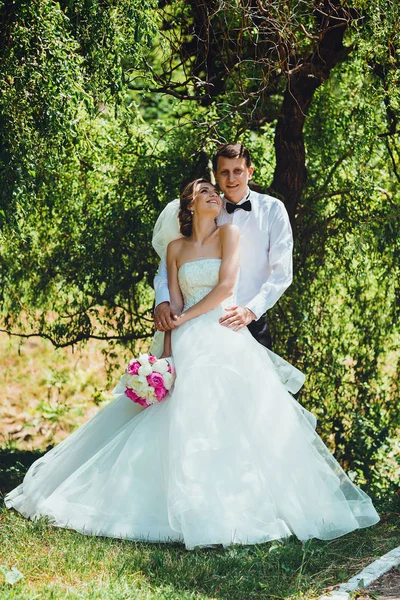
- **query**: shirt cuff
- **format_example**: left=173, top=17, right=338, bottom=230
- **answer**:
left=155, top=288, right=171, bottom=307
left=245, top=295, right=268, bottom=321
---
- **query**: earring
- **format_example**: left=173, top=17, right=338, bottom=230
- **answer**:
left=190, top=210, right=194, bottom=214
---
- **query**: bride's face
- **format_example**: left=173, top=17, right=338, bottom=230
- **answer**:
left=191, top=182, right=222, bottom=217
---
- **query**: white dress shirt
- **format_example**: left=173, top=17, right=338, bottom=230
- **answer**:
left=154, top=188, right=293, bottom=320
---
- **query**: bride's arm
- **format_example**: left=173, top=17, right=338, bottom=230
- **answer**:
left=166, top=240, right=184, bottom=316
left=177, top=224, right=239, bottom=325
left=159, top=241, right=184, bottom=358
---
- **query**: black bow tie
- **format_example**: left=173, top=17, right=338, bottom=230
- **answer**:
left=225, top=199, right=252, bottom=214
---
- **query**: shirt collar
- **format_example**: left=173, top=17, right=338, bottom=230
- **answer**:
left=223, top=187, right=251, bottom=207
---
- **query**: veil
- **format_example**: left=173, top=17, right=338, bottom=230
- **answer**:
left=149, top=199, right=182, bottom=360
left=152, top=199, right=182, bottom=262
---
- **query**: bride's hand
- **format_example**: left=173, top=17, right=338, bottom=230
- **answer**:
left=175, top=313, right=188, bottom=327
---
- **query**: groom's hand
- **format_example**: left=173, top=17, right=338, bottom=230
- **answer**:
left=219, top=306, right=256, bottom=331
left=154, top=302, right=179, bottom=331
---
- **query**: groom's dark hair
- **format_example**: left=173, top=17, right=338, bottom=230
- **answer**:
left=212, top=143, right=252, bottom=171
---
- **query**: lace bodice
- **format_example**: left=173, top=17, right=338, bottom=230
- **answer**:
left=178, top=258, right=223, bottom=310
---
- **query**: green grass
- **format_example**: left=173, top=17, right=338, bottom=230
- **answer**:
left=1, top=333, right=399, bottom=599
left=1, top=484, right=399, bottom=600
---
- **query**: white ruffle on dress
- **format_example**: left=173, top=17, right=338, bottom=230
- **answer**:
left=5, top=258, right=379, bottom=549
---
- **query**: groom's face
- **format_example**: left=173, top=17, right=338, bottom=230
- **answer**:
left=214, top=157, right=254, bottom=204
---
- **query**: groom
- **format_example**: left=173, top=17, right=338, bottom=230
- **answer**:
left=153, top=143, right=293, bottom=350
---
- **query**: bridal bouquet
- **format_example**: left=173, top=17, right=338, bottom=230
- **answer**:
left=121, top=354, right=175, bottom=408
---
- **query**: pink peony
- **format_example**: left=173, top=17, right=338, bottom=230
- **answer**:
left=127, top=361, right=141, bottom=375
left=154, top=384, right=167, bottom=401
left=148, top=355, right=157, bottom=364
left=146, top=371, right=165, bottom=389
left=125, top=388, right=148, bottom=407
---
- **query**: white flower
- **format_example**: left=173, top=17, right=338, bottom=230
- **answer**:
left=138, top=364, right=152, bottom=377
left=146, top=389, right=157, bottom=405
left=129, top=376, right=148, bottom=394
left=125, top=374, right=139, bottom=388
left=152, top=359, right=169, bottom=375
left=163, top=372, right=174, bottom=390
left=119, top=373, right=131, bottom=386
left=140, top=383, right=152, bottom=394
left=138, top=353, right=150, bottom=367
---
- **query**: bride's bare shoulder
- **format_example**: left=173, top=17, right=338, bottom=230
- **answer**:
left=167, top=237, right=185, bottom=259
left=218, top=223, right=240, bottom=239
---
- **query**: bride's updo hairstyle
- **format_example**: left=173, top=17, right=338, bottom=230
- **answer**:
left=179, top=178, right=217, bottom=237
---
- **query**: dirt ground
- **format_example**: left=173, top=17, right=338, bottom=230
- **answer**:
left=360, top=567, right=400, bottom=600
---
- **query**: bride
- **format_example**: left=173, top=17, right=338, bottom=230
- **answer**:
left=5, top=178, right=379, bottom=550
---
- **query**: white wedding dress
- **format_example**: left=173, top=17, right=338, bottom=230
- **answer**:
left=5, top=258, right=379, bottom=549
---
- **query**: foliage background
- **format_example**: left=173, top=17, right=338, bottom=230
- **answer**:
left=0, top=0, right=399, bottom=498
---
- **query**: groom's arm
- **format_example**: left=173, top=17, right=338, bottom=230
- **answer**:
left=220, top=200, right=293, bottom=330
left=154, top=260, right=170, bottom=306
left=245, top=200, right=293, bottom=320
left=153, top=260, right=179, bottom=331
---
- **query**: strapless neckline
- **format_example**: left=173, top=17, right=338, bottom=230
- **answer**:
left=178, top=257, right=222, bottom=272
left=177, top=258, right=223, bottom=310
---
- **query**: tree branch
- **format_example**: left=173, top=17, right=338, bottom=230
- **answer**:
left=127, top=84, right=206, bottom=101
left=385, top=138, right=400, bottom=184
left=308, top=150, right=354, bottom=201
left=0, top=328, right=152, bottom=348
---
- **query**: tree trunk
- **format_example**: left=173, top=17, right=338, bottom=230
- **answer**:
left=271, top=2, right=356, bottom=233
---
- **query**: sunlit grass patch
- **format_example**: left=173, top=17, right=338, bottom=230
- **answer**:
left=1, top=334, right=399, bottom=599
left=0, top=501, right=399, bottom=600
left=0, top=332, right=129, bottom=452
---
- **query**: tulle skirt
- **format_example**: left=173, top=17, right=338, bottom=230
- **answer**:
left=5, top=305, right=379, bottom=549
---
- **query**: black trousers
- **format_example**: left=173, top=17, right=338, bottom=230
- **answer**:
left=247, top=313, right=272, bottom=350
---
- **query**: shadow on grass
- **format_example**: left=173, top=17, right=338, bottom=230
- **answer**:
left=0, top=447, right=48, bottom=496
left=1, top=448, right=399, bottom=600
